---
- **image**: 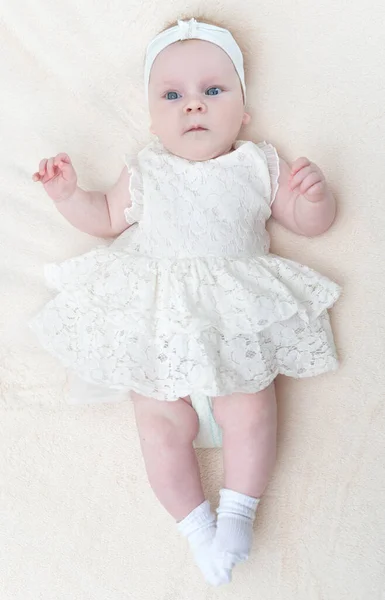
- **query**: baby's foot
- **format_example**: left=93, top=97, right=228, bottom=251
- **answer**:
left=177, top=500, right=231, bottom=586
left=211, top=489, right=260, bottom=575
left=192, top=533, right=232, bottom=586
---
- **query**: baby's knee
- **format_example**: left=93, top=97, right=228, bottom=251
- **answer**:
left=135, top=397, right=199, bottom=447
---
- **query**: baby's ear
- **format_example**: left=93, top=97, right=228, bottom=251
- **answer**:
left=242, top=112, right=251, bottom=125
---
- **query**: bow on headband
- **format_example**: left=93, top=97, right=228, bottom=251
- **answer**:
left=177, top=17, right=199, bottom=39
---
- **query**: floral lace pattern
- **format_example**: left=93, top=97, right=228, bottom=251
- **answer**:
left=30, top=140, right=341, bottom=401
left=121, top=140, right=275, bottom=259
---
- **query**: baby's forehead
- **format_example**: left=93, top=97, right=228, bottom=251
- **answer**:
left=150, top=40, right=237, bottom=80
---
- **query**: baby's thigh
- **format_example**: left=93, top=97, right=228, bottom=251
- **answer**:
left=212, top=385, right=276, bottom=429
left=132, top=392, right=198, bottom=446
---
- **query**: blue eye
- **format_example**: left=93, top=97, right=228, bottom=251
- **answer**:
left=205, top=87, right=223, bottom=96
left=165, top=91, right=181, bottom=100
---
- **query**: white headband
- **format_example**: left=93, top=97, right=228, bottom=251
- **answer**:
left=144, top=18, right=246, bottom=102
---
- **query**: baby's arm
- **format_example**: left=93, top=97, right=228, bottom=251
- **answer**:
left=33, top=154, right=131, bottom=238
left=271, top=156, right=336, bottom=236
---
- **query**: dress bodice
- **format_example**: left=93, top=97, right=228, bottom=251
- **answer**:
left=123, top=140, right=280, bottom=259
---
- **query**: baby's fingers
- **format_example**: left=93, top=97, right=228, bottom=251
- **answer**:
left=39, top=158, right=48, bottom=177
left=32, top=159, right=47, bottom=182
left=53, top=153, right=71, bottom=167
left=289, top=164, right=314, bottom=191
left=291, top=157, right=311, bottom=176
left=46, top=157, right=55, bottom=179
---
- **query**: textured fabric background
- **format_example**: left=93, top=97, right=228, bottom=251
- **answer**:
left=1, top=1, right=384, bottom=598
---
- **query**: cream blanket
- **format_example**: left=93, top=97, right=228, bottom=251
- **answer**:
left=1, top=1, right=384, bottom=598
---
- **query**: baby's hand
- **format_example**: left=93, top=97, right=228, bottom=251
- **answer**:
left=32, top=153, right=78, bottom=202
left=288, top=157, right=327, bottom=202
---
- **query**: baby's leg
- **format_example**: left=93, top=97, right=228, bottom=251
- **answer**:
left=133, top=392, right=229, bottom=585
left=133, top=392, right=203, bottom=520
left=213, top=384, right=277, bottom=498
left=211, top=384, right=277, bottom=575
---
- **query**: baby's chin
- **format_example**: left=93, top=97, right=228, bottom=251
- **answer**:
left=162, top=136, right=235, bottom=162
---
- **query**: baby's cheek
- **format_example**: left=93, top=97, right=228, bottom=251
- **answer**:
left=221, top=101, right=244, bottom=123
left=157, top=107, right=175, bottom=127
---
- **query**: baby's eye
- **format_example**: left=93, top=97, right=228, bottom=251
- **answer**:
left=165, top=91, right=181, bottom=100
left=205, top=87, right=223, bottom=96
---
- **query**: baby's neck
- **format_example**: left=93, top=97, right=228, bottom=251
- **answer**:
left=185, top=143, right=237, bottom=162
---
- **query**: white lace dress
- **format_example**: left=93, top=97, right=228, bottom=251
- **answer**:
left=30, top=140, right=341, bottom=401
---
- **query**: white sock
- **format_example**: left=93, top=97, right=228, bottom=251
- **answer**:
left=212, top=488, right=260, bottom=574
left=177, top=500, right=231, bottom=586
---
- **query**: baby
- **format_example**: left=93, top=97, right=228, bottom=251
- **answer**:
left=31, top=18, right=341, bottom=586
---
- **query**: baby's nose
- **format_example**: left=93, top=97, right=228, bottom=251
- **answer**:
left=184, top=97, right=207, bottom=114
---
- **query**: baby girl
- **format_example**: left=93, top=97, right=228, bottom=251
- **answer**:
left=31, top=18, right=341, bottom=586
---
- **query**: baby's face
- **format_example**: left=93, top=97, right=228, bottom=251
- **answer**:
left=148, top=40, right=250, bottom=161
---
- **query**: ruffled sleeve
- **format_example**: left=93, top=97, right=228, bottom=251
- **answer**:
left=123, top=155, right=144, bottom=225
left=257, top=141, right=280, bottom=205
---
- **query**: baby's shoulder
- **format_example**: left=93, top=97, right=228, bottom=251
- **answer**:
left=235, top=140, right=279, bottom=174
left=235, top=139, right=278, bottom=158
left=234, top=140, right=280, bottom=203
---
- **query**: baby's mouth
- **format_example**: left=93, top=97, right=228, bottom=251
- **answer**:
left=185, top=125, right=208, bottom=133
